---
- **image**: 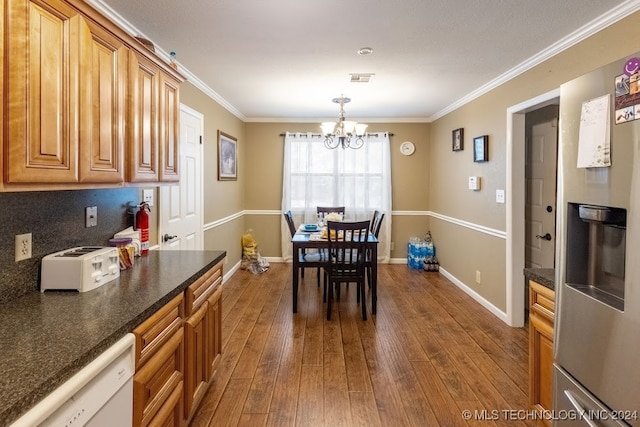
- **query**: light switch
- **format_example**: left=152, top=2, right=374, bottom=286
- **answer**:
left=143, top=189, right=154, bottom=207
left=496, top=189, right=505, bottom=203
left=468, top=176, right=481, bottom=191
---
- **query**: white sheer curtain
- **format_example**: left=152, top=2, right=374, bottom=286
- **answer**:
left=281, top=131, right=392, bottom=262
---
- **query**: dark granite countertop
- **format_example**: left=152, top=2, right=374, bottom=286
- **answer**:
left=523, top=267, right=555, bottom=290
left=0, top=250, right=226, bottom=426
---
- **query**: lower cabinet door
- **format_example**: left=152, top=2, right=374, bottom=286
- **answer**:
left=133, top=328, right=184, bottom=427
left=530, top=312, right=554, bottom=426
left=184, top=301, right=209, bottom=421
left=207, top=285, right=223, bottom=379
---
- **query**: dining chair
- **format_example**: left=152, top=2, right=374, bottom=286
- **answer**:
left=316, top=206, right=346, bottom=222
left=366, top=210, right=385, bottom=289
left=283, top=210, right=323, bottom=286
left=323, top=220, right=370, bottom=320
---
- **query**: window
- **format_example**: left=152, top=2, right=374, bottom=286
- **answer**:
left=281, top=132, right=391, bottom=262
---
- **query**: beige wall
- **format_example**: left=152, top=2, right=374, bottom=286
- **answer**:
left=428, top=11, right=640, bottom=311
left=243, top=122, right=431, bottom=258
left=180, top=83, right=246, bottom=267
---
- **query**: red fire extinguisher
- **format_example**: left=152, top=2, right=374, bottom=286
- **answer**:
left=136, top=202, right=150, bottom=256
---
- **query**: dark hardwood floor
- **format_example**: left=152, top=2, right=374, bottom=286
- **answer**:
left=190, top=263, right=533, bottom=427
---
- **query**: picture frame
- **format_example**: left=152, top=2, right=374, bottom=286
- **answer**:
left=452, top=128, right=464, bottom=151
left=218, top=131, right=237, bottom=180
left=473, top=135, right=489, bottom=162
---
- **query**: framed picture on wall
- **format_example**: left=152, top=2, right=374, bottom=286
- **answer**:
left=452, top=128, right=464, bottom=151
left=218, top=131, right=237, bottom=180
left=473, top=135, right=489, bottom=162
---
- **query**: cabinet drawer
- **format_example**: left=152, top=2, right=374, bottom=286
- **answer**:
left=147, top=379, right=184, bottom=427
left=185, top=261, right=223, bottom=315
left=134, top=294, right=184, bottom=367
left=133, top=327, right=184, bottom=427
left=529, top=281, right=555, bottom=321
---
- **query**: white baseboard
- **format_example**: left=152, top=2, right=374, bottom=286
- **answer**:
left=223, top=260, right=242, bottom=282
left=437, top=267, right=508, bottom=323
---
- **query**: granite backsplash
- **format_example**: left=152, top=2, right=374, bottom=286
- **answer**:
left=0, top=188, right=140, bottom=303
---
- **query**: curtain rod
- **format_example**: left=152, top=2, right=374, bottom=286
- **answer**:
left=279, top=132, right=394, bottom=137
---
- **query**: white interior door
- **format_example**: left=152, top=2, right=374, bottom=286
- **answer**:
left=525, top=118, right=557, bottom=268
left=159, top=105, right=203, bottom=250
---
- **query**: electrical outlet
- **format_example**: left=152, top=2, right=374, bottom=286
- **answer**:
left=15, top=233, right=32, bottom=262
left=476, top=270, right=481, bottom=284
left=390, top=241, right=395, bottom=251
left=86, top=206, right=97, bottom=228
left=496, top=189, right=505, bottom=203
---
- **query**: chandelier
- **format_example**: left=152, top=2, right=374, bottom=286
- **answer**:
left=320, top=96, right=368, bottom=149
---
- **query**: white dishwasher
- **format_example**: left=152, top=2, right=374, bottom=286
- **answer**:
left=11, top=333, right=135, bottom=427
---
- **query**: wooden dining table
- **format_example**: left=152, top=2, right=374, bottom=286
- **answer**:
left=291, top=225, right=379, bottom=314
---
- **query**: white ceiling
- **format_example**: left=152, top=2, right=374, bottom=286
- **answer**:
left=91, top=0, right=637, bottom=123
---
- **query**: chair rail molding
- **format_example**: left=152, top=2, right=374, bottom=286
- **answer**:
left=241, top=210, right=505, bottom=240
left=428, top=211, right=506, bottom=239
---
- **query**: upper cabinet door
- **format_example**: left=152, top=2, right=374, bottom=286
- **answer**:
left=79, top=23, right=127, bottom=183
left=128, top=51, right=159, bottom=182
left=3, top=0, right=183, bottom=187
left=5, top=0, right=82, bottom=183
left=159, top=72, right=180, bottom=182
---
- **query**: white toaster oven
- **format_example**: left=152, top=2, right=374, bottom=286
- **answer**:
left=41, top=247, right=120, bottom=292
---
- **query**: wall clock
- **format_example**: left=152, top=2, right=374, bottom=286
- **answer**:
left=400, top=141, right=415, bottom=156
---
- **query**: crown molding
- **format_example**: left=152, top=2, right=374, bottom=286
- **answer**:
left=429, top=0, right=640, bottom=122
left=86, top=0, right=640, bottom=124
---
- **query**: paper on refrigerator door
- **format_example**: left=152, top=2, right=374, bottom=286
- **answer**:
left=577, top=94, right=611, bottom=168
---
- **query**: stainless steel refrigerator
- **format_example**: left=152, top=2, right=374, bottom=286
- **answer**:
left=554, top=54, right=640, bottom=426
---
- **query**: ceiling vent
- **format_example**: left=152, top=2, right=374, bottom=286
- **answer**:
left=350, top=73, right=374, bottom=83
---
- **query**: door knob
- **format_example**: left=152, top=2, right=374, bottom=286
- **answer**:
left=163, top=233, right=177, bottom=242
left=536, top=233, right=552, bottom=241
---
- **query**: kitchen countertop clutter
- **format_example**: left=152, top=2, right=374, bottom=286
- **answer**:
left=0, top=250, right=226, bottom=427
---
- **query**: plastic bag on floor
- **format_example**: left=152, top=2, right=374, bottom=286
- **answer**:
left=241, top=229, right=269, bottom=274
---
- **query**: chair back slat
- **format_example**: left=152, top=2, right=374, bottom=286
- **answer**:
left=317, top=206, right=346, bottom=215
left=283, top=210, right=297, bottom=237
left=369, top=210, right=385, bottom=238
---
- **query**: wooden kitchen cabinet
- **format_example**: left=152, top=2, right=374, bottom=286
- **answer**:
left=4, top=0, right=83, bottom=183
left=79, top=21, right=127, bottom=183
left=184, top=300, right=209, bottom=421
left=3, top=0, right=183, bottom=188
left=132, top=261, right=224, bottom=426
left=159, top=72, right=180, bottom=182
left=207, top=285, right=223, bottom=378
left=128, top=51, right=160, bottom=182
left=529, top=280, right=555, bottom=426
left=184, top=260, right=223, bottom=422
left=133, top=294, right=185, bottom=427
left=127, top=52, right=181, bottom=183
left=4, top=0, right=126, bottom=184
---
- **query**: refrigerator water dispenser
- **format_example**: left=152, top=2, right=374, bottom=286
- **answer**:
left=565, top=203, right=626, bottom=310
